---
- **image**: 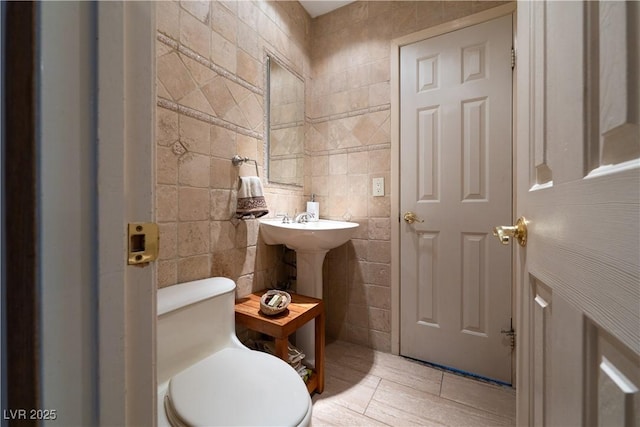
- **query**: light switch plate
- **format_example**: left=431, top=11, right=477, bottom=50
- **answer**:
left=373, top=177, right=384, bottom=197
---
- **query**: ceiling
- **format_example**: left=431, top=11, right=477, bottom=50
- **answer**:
left=299, top=0, right=355, bottom=18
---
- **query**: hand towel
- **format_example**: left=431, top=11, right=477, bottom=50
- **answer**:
left=236, top=176, right=269, bottom=219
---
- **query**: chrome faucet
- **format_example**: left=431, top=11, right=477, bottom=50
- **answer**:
left=293, top=212, right=315, bottom=223
left=276, top=213, right=291, bottom=223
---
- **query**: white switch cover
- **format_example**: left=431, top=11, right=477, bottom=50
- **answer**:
left=372, top=177, right=384, bottom=197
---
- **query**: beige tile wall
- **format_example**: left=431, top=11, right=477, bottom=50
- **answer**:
left=309, top=1, right=508, bottom=352
left=155, top=0, right=311, bottom=296
left=156, top=0, right=508, bottom=352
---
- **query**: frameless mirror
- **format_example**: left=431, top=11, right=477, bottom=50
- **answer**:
left=266, top=55, right=304, bottom=187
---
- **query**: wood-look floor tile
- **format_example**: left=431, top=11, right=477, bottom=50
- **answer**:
left=325, top=340, right=442, bottom=395
left=316, top=341, right=516, bottom=426
left=313, top=361, right=381, bottom=414
left=311, top=399, right=389, bottom=427
left=369, top=379, right=514, bottom=427
left=325, top=339, right=375, bottom=361
left=365, top=399, right=448, bottom=427
left=342, top=351, right=443, bottom=396
left=440, top=372, right=516, bottom=419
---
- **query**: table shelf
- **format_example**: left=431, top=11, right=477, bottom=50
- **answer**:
left=235, top=291, right=325, bottom=395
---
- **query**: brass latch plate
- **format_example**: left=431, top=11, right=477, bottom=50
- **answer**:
left=128, top=222, right=159, bottom=265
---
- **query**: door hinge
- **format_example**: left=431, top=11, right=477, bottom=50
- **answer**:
left=501, top=318, right=516, bottom=350
left=511, top=47, right=516, bottom=69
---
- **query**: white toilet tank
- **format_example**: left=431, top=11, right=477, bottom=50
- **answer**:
left=157, top=277, right=243, bottom=385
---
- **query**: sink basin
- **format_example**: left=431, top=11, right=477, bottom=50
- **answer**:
left=259, top=219, right=359, bottom=252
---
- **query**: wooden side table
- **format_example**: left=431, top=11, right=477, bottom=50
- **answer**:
left=234, top=291, right=325, bottom=395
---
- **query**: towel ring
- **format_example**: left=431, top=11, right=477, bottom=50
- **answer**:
left=231, top=155, right=259, bottom=176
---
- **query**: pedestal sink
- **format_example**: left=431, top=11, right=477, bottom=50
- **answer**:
left=259, top=218, right=359, bottom=367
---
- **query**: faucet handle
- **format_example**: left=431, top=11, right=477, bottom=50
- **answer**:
left=276, top=213, right=291, bottom=223
left=293, top=212, right=309, bottom=223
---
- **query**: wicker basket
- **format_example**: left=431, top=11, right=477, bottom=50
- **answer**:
left=260, top=290, right=291, bottom=316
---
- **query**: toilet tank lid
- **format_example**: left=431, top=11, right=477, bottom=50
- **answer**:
left=158, top=277, right=236, bottom=316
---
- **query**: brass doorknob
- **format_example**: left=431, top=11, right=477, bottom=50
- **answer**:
left=493, top=217, right=528, bottom=247
left=403, top=212, right=424, bottom=224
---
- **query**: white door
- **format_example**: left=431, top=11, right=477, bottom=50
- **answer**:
left=515, top=1, right=640, bottom=425
left=400, top=15, right=514, bottom=383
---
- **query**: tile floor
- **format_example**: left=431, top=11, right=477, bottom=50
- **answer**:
left=311, top=340, right=516, bottom=426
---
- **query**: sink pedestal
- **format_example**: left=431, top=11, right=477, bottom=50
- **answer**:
left=294, top=250, right=329, bottom=368
left=296, top=251, right=327, bottom=298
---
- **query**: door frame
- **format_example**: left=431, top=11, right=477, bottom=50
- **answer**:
left=96, top=3, right=156, bottom=425
left=390, top=2, right=517, bottom=379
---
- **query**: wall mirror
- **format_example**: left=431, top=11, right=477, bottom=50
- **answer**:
left=266, top=55, right=304, bottom=187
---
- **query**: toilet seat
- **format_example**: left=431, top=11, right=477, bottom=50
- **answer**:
left=166, top=347, right=311, bottom=426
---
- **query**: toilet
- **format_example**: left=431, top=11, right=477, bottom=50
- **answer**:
left=157, top=277, right=312, bottom=426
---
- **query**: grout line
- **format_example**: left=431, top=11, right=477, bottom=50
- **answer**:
left=362, top=376, right=382, bottom=416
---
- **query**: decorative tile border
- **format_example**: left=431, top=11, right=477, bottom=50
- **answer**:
left=271, top=120, right=305, bottom=131
left=304, top=142, right=391, bottom=157
left=308, top=104, right=391, bottom=125
left=158, top=97, right=263, bottom=140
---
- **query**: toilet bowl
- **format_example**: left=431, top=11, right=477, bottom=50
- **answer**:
left=157, top=277, right=312, bottom=426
